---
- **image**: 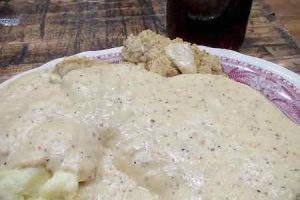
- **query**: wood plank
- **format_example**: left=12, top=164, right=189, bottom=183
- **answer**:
left=0, top=0, right=300, bottom=81
left=265, top=0, right=300, bottom=46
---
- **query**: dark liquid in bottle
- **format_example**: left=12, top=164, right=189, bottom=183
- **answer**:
left=167, top=0, right=253, bottom=50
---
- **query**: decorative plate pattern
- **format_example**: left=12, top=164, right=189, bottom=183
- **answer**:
left=221, top=57, right=300, bottom=125
left=92, top=51, right=300, bottom=125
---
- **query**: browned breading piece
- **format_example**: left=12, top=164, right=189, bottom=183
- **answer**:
left=122, top=30, right=223, bottom=77
left=55, top=56, right=108, bottom=77
left=147, top=56, right=179, bottom=77
left=192, top=44, right=223, bottom=75
left=122, top=30, right=184, bottom=77
left=192, top=44, right=224, bottom=75
left=191, top=45, right=212, bottom=74
left=123, top=30, right=170, bottom=63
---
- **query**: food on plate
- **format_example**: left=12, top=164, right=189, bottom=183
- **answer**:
left=122, top=30, right=223, bottom=76
left=0, top=43, right=300, bottom=199
left=0, top=168, right=50, bottom=200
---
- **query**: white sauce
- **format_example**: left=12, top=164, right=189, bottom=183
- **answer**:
left=0, top=63, right=299, bottom=200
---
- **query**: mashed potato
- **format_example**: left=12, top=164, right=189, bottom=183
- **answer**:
left=0, top=168, right=49, bottom=200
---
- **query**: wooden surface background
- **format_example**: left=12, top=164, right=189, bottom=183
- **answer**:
left=266, top=0, right=300, bottom=47
left=0, top=0, right=300, bottom=82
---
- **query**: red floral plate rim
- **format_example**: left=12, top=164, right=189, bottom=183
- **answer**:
left=1, top=46, right=300, bottom=125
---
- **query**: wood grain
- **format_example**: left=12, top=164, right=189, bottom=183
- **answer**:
left=265, top=0, right=300, bottom=46
left=0, top=0, right=300, bottom=83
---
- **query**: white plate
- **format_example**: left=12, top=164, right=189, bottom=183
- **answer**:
left=1, top=46, right=300, bottom=124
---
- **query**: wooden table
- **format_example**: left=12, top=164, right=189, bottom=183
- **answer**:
left=1, top=0, right=300, bottom=82
left=266, top=0, right=300, bottom=47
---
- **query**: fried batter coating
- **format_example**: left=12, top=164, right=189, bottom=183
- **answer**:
left=191, top=44, right=223, bottom=75
left=55, top=56, right=108, bottom=77
left=122, top=30, right=223, bottom=77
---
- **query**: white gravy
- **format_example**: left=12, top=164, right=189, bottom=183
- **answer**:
left=0, top=63, right=299, bottom=200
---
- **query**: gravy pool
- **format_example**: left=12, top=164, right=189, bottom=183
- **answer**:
left=0, top=61, right=299, bottom=200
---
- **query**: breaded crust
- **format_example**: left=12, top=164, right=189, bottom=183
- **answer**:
left=55, top=56, right=108, bottom=77
left=122, top=30, right=223, bottom=77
